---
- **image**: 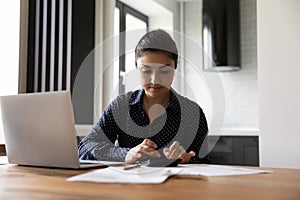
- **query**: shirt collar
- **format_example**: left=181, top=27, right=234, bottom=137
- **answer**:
left=128, top=89, right=144, bottom=106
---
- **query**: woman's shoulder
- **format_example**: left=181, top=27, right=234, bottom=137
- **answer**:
left=110, top=89, right=142, bottom=106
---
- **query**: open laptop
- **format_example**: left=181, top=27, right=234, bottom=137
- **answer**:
left=0, top=91, right=123, bottom=169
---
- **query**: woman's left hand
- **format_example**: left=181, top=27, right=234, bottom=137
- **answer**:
left=163, top=141, right=196, bottom=163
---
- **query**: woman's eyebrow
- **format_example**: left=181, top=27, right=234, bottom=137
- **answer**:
left=159, top=64, right=171, bottom=69
left=141, top=64, right=171, bottom=68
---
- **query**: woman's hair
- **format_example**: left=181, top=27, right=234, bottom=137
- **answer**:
left=135, top=29, right=178, bottom=69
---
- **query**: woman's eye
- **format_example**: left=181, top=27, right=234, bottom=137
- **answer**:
left=160, top=70, right=170, bottom=74
left=142, top=70, right=153, bottom=74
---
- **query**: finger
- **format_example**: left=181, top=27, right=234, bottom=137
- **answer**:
left=180, top=146, right=187, bottom=157
left=125, top=151, right=142, bottom=164
left=181, top=151, right=195, bottom=159
left=135, top=145, right=157, bottom=154
left=163, top=148, right=171, bottom=157
left=176, top=146, right=186, bottom=159
left=169, top=141, right=179, bottom=152
left=134, top=149, right=160, bottom=159
left=188, top=151, right=196, bottom=157
left=169, top=146, right=185, bottom=159
left=129, top=150, right=143, bottom=159
left=148, top=150, right=161, bottom=158
left=139, top=145, right=156, bottom=153
left=179, top=151, right=196, bottom=163
left=142, top=139, right=158, bottom=149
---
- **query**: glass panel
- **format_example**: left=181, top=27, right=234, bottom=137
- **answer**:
left=125, top=13, right=147, bottom=92
left=114, top=8, right=120, bottom=35
left=113, top=8, right=120, bottom=94
left=0, top=0, right=20, bottom=144
left=0, top=0, right=20, bottom=96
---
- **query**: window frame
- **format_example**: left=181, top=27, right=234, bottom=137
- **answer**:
left=115, top=0, right=148, bottom=94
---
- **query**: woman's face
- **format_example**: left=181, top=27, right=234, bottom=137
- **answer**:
left=136, top=52, right=175, bottom=99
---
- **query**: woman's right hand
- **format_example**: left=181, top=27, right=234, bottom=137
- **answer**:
left=125, top=139, right=161, bottom=164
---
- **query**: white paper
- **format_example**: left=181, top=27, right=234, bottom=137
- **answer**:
left=0, top=156, right=8, bottom=165
left=177, top=164, right=273, bottom=176
left=67, top=166, right=182, bottom=184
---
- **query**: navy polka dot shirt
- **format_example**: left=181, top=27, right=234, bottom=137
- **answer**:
left=78, top=89, right=209, bottom=164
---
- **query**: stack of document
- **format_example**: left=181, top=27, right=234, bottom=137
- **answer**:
left=68, top=166, right=182, bottom=184
left=0, top=156, right=8, bottom=165
left=177, top=164, right=273, bottom=176
left=67, top=164, right=272, bottom=184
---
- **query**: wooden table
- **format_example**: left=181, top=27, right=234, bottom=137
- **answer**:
left=0, top=164, right=299, bottom=200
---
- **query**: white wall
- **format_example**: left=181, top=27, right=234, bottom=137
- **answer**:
left=223, top=0, right=258, bottom=130
left=153, top=0, right=179, bottom=31
left=258, top=0, right=300, bottom=169
left=183, top=0, right=258, bottom=134
left=119, top=0, right=176, bottom=30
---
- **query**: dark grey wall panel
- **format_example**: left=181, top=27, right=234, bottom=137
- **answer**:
left=26, top=0, right=95, bottom=124
left=71, top=0, right=95, bottom=124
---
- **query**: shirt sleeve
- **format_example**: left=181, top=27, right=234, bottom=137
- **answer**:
left=187, top=107, right=210, bottom=164
left=78, top=98, right=130, bottom=162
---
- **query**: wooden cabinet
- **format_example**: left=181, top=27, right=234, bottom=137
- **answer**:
left=0, top=144, right=6, bottom=156
left=207, top=136, right=259, bottom=166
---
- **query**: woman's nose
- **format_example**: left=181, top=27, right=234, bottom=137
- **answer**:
left=150, top=71, right=160, bottom=84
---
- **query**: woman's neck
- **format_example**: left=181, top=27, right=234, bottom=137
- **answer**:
left=143, top=92, right=170, bottom=123
left=143, top=92, right=170, bottom=108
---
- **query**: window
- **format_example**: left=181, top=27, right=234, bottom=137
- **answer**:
left=0, top=0, right=20, bottom=96
left=0, top=0, right=20, bottom=144
left=115, top=1, right=148, bottom=94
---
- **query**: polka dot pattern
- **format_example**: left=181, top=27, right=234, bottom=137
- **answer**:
left=78, top=89, right=209, bottom=163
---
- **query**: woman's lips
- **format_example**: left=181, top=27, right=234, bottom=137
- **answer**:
left=148, top=85, right=163, bottom=90
left=150, top=86, right=162, bottom=89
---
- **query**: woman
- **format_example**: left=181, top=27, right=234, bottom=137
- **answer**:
left=78, top=29, right=208, bottom=164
